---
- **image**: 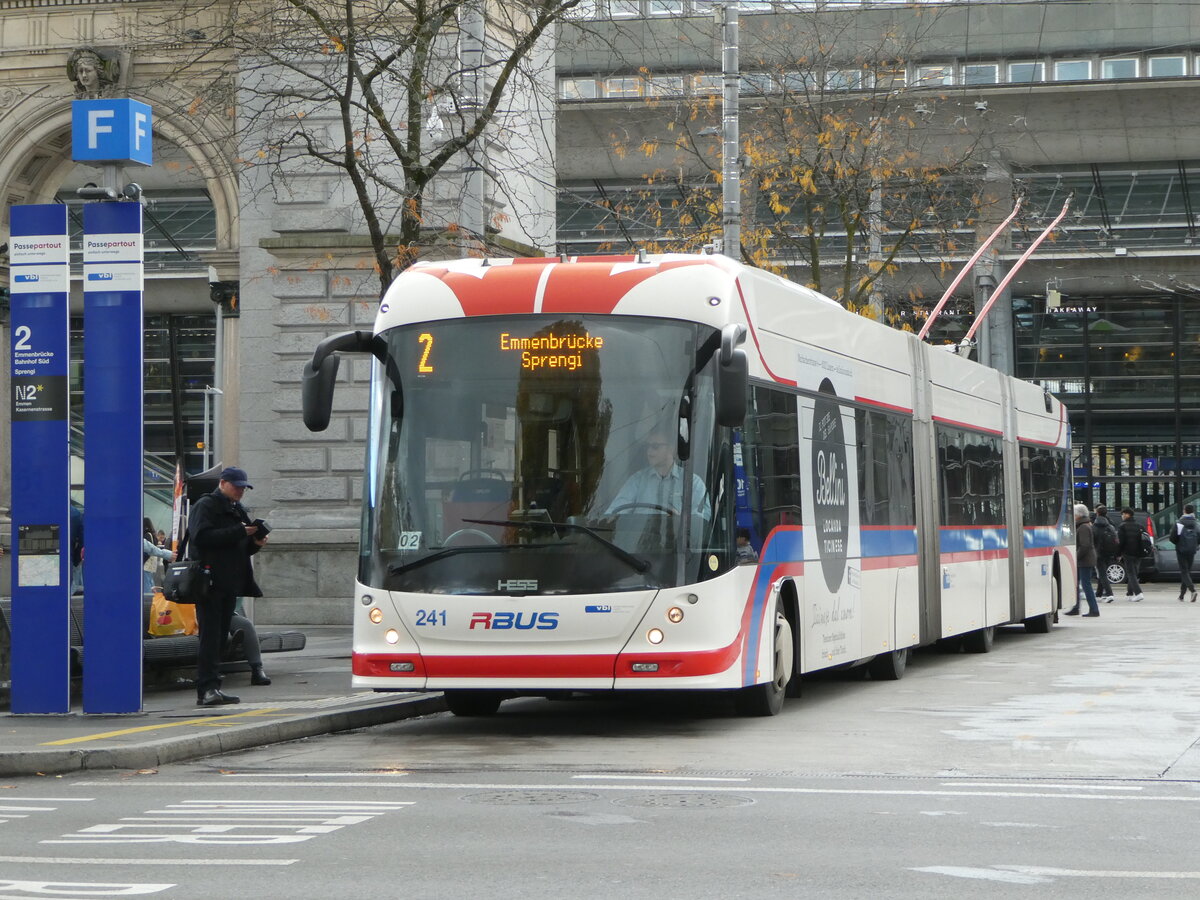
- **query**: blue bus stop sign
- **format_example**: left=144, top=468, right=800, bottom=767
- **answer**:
left=71, top=99, right=153, bottom=166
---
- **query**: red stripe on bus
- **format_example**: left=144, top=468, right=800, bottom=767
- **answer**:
left=931, top=415, right=1004, bottom=436
left=734, top=280, right=798, bottom=387
left=855, top=396, right=913, bottom=414
left=618, top=640, right=744, bottom=678
left=424, top=654, right=616, bottom=679
left=542, top=263, right=660, bottom=313
left=353, top=653, right=427, bottom=678
left=940, top=550, right=1010, bottom=563
left=1025, top=546, right=1056, bottom=558
left=438, top=266, right=545, bottom=315
left=861, top=555, right=920, bottom=569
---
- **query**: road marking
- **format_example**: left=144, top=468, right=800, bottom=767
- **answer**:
left=1000, top=865, right=1200, bottom=880
left=571, top=775, right=750, bottom=782
left=940, top=782, right=1143, bottom=791
left=43, top=799, right=414, bottom=846
left=917, top=865, right=1200, bottom=882
left=220, top=772, right=409, bottom=778
left=41, top=710, right=284, bottom=746
left=73, top=780, right=1200, bottom=803
left=913, top=866, right=1050, bottom=884
left=0, top=856, right=296, bottom=866
left=0, top=880, right=174, bottom=897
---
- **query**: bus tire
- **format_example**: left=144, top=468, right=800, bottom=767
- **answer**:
left=734, top=600, right=793, bottom=717
left=963, top=625, right=995, bottom=653
left=444, top=690, right=504, bottom=717
left=868, top=647, right=908, bottom=681
left=1024, top=612, right=1052, bottom=634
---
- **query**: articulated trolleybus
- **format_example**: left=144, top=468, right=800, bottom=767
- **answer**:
left=303, top=254, right=1071, bottom=717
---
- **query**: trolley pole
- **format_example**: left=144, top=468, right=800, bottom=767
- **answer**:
left=719, top=2, right=739, bottom=259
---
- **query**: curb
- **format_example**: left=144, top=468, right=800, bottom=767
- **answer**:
left=0, top=694, right=447, bottom=777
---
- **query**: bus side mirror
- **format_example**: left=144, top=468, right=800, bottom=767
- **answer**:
left=716, top=323, right=748, bottom=427
left=717, top=349, right=748, bottom=427
left=302, top=330, right=376, bottom=432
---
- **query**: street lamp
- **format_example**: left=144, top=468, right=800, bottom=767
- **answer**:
left=202, top=386, right=223, bottom=471
left=698, top=2, right=740, bottom=258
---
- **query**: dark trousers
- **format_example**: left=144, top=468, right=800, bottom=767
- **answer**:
left=1122, top=558, right=1143, bottom=596
left=1096, top=555, right=1113, bottom=596
left=1077, top=566, right=1099, bottom=614
left=1178, top=552, right=1197, bottom=595
left=196, top=589, right=237, bottom=697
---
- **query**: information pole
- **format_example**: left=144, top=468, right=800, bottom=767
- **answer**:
left=80, top=201, right=146, bottom=713
left=8, top=204, right=72, bottom=714
left=72, top=96, right=153, bottom=714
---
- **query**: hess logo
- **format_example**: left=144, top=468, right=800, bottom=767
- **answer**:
left=469, top=611, right=559, bottom=631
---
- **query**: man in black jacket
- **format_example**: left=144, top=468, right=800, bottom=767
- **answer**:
left=189, top=466, right=268, bottom=706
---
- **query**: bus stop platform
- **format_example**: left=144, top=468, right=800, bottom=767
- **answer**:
left=0, top=625, right=445, bottom=777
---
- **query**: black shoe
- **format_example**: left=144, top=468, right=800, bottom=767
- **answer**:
left=1083, top=611, right=1100, bottom=617
left=1065, top=607, right=1080, bottom=616
left=197, top=689, right=240, bottom=707
left=250, top=665, right=271, bottom=686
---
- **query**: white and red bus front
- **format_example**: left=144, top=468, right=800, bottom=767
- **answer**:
left=349, top=258, right=770, bottom=696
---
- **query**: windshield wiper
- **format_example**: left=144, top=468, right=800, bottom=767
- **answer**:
left=463, top=518, right=652, bottom=573
left=387, top=544, right=507, bottom=577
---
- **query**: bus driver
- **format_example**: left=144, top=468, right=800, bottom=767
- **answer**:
left=606, top=427, right=709, bottom=521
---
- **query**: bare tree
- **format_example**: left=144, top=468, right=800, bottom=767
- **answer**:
left=561, top=4, right=1003, bottom=319
left=152, top=0, right=582, bottom=295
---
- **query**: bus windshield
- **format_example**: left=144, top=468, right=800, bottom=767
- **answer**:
left=360, top=315, right=729, bottom=594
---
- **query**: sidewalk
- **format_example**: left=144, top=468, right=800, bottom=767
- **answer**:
left=0, top=625, right=446, bottom=777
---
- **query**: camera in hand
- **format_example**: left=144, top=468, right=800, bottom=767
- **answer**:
left=252, top=519, right=271, bottom=538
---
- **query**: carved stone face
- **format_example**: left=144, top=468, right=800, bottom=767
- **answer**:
left=75, top=55, right=100, bottom=91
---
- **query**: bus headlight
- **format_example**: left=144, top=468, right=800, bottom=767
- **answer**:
left=647, top=628, right=664, bottom=645
left=667, top=607, right=684, bottom=623
left=385, top=629, right=400, bottom=644
left=369, top=607, right=384, bottom=624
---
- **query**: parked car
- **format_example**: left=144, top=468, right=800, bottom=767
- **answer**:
left=1098, top=509, right=1157, bottom=585
left=1153, top=535, right=1200, bottom=583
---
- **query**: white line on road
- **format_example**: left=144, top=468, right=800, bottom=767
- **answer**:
left=571, top=775, right=750, bottom=782
left=220, top=773, right=409, bottom=778
left=71, top=780, right=1200, bottom=802
left=0, top=856, right=296, bottom=866
left=1000, top=865, right=1200, bottom=880
left=939, top=782, right=1143, bottom=791
left=913, top=866, right=1050, bottom=884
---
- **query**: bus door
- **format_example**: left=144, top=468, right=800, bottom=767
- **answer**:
left=799, top=374, right=863, bottom=670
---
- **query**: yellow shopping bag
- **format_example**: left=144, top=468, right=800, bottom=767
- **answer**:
left=147, top=588, right=198, bottom=636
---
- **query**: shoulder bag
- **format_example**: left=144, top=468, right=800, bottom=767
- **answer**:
left=162, top=530, right=211, bottom=605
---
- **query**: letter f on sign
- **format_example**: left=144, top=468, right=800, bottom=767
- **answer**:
left=135, top=111, right=149, bottom=149
left=88, top=109, right=114, bottom=149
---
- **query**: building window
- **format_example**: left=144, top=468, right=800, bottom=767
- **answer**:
left=647, top=0, right=683, bottom=14
left=1054, top=60, right=1091, bottom=81
left=609, top=0, right=641, bottom=18
left=779, top=71, right=816, bottom=93
left=739, top=72, right=775, bottom=95
left=825, top=69, right=862, bottom=91
left=1148, top=56, right=1186, bottom=78
left=564, top=0, right=602, bottom=18
left=1101, top=58, right=1138, bottom=79
left=691, top=74, right=723, bottom=95
left=963, top=63, right=998, bottom=85
left=915, top=64, right=954, bottom=87
left=605, top=76, right=644, bottom=98
left=559, top=77, right=599, bottom=100
left=1008, top=62, right=1045, bottom=83
left=646, top=75, right=684, bottom=97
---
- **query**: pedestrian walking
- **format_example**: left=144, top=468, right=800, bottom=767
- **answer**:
left=1066, top=503, right=1100, bottom=617
left=1170, top=503, right=1199, bottom=603
left=1116, top=507, right=1146, bottom=602
left=187, top=466, right=268, bottom=707
left=1093, top=505, right=1120, bottom=602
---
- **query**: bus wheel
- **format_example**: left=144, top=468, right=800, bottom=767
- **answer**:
left=734, top=600, right=793, bottom=717
left=868, top=647, right=908, bottom=681
left=444, top=690, right=504, bottom=717
left=963, top=625, right=995, bottom=653
left=1024, top=612, right=1052, bottom=634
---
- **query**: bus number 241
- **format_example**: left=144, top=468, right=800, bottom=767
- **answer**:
left=415, top=609, right=447, bottom=627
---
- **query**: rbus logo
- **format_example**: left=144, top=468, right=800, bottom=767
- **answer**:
left=469, top=612, right=559, bottom=630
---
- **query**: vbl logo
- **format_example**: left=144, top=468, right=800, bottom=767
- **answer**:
left=469, top=611, right=559, bottom=630
left=13, top=273, right=40, bottom=283
left=14, top=385, right=39, bottom=400
left=86, top=272, right=115, bottom=281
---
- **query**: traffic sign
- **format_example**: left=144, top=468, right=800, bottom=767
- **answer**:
left=71, top=99, right=153, bottom=166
